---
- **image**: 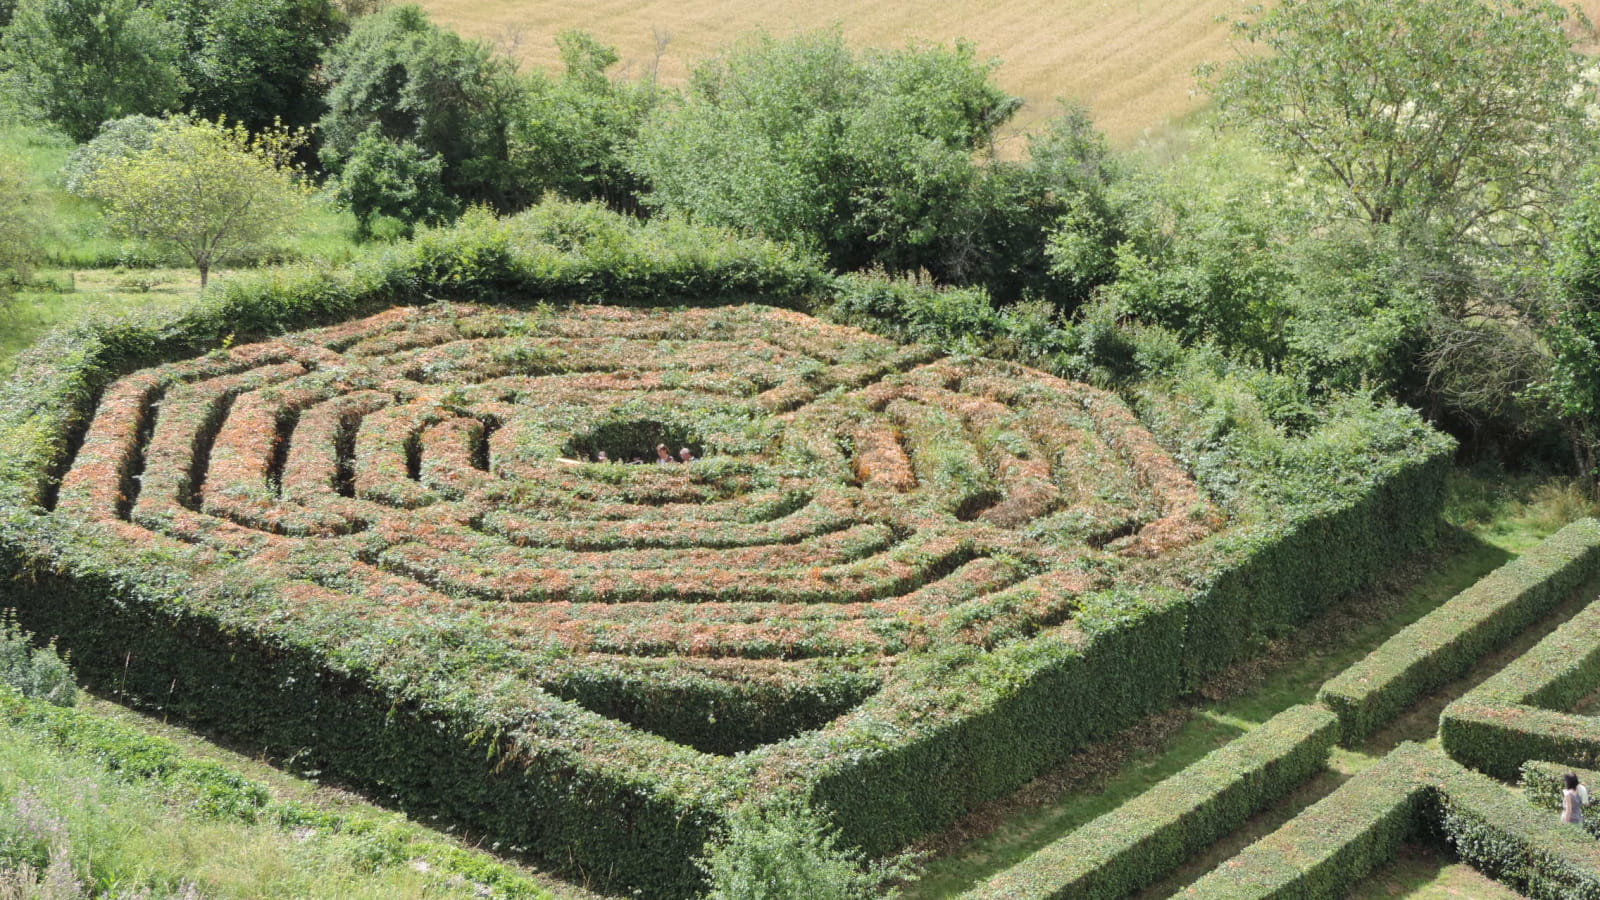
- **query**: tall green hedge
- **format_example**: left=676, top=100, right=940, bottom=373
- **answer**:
left=1521, top=760, right=1600, bottom=838
left=959, top=704, right=1337, bottom=900
left=1321, top=518, right=1600, bottom=743
left=1433, top=756, right=1600, bottom=899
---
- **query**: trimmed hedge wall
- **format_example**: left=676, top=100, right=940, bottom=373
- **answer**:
left=1440, top=592, right=1600, bottom=780
left=0, top=687, right=566, bottom=900
left=787, top=445, right=1448, bottom=859
left=1177, top=742, right=1432, bottom=900
left=0, top=201, right=1455, bottom=897
left=1320, top=518, right=1600, bottom=744
left=957, top=704, right=1337, bottom=900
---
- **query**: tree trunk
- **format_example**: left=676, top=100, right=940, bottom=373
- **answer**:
left=199, top=263, right=209, bottom=290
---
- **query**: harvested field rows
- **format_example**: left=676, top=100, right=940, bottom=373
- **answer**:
left=419, top=0, right=1600, bottom=146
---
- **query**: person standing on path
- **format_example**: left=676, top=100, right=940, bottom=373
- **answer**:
left=1562, top=772, right=1587, bottom=825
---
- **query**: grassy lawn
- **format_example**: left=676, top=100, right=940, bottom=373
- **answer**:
left=0, top=705, right=602, bottom=899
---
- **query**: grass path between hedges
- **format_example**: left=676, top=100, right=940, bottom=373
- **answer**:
left=908, top=474, right=1592, bottom=900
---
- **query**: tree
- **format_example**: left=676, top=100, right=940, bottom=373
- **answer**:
left=697, top=800, right=920, bottom=900
left=335, top=127, right=455, bottom=238
left=0, top=0, right=184, bottom=142
left=156, top=0, right=347, bottom=133
left=319, top=5, right=525, bottom=211
left=83, top=117, right=314, bottom=288
left=0, top=152, right=43, bottom=300
left=511, top=30, right=658, bottom=212
left=61, top=114, right=162, bottom=196
left=1204, top=0, right=1591, bottom=240
left=630, top=31, right=1018, bottom=275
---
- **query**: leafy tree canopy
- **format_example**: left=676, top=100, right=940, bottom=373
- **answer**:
left=630, top=30, right=1019, bottom=274
left=319, top=4, right=524, bottom=210
left=83, top=116, right=315, bottom=287
left=0, top=0, right=184, bottom=142
left=157, top=0, right=347, bottom=133
left=1204, top=0, right=1593, bottom=239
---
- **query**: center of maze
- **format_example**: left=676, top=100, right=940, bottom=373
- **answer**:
left=53, top=303, right=1217, bottom=747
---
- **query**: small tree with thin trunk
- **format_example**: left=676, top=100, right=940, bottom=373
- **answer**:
left=84, top=116, right=313, bottom=288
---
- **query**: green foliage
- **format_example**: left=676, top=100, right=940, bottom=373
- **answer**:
left=1182, top=743, right=1433, bottom=899
left=0, top=151, right=43, bottom=299
left=1205, top=0, right=1591, bottom=237
left=1279, top=224, right=1437, bottom=394
left=1320, top=518, right=1600, bottom=743
left=82, top=116, right=316, bottom=286
left=336, top=128, right=455, bottom=238
left=0, top=0, right=184, bottom=142
left=1433, top=758, right=1600, bottom=898
left=1086, top=157, right=1296, bottom=362
left=155, top=0, right=347, bottom=133
left=319, top=5, right=524, bottom=212
left=512, top=30, right=658, bottom=211
left=1538, top=167, right=1600, bottom=482
left=0, top=613, right=75, bottom=707
left=60, top=114, right=160, bottom=197
left=630, top=30, right=1018, bottom=275
left=960, top=705, right=1337, bottom=900
left=698, top=800, right=919, bottom=900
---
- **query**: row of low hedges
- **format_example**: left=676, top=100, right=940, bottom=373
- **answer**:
left=0, top=686, right=569, bottom=900
left=0, top=200, right=1455, bottom=896
left=1320, top=518, right=1600, bottom=743
left=1440, top=591, right=1600, bottom=780
left=1177, top=741, right=1433, bottom=900
left=1175, top=743, right=1600, bottom=900
left=957, top=704, right=1337, bottom=900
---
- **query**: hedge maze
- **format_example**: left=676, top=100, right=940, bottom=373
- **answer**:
left=965, top=518, right=1600, bottom=900
left=49, top=302, right=1227, bottom=745
left=0, top=223, right=1457, bottom=899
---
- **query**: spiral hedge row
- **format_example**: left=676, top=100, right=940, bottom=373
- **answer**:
left=0, top=203, right=1453, bottom=898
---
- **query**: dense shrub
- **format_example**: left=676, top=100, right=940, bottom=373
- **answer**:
left=319, top=5, right=525, bottom=212
left=698, top=799, right=920, bottom=900
left=1320, top=518, right=1600, bottom=742
left=1433, top=757, right=1600, bottom=898
left=0, top=613, right=75, bottom=707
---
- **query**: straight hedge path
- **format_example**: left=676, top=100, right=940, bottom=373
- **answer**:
left=931, top=514, right=1600, bottom=900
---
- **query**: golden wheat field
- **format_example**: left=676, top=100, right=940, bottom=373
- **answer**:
left=420, top=0, right=1600, bottom=148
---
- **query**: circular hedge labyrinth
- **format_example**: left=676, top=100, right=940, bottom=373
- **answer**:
left=52, top=303, right=1218, bottom=747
